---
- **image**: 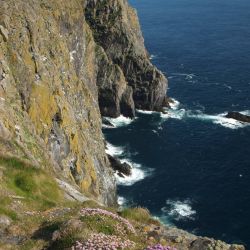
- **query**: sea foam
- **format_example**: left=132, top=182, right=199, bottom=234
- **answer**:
left=149, top=54, right=157, bottom=60
left=161, top=199, right=196, bottom=221
left=106, top=142, right=151, bottom=186
left=105, top=142, right=124, bottom=157
left=137, top=109, right=159, bottom=115
left=115, top=159, right=152, bottom=186
left=117, top=196, right=127, bottom=206
left=189, top=112, right=249, bottom=129
left=160, top=98, right=250, bottom=129
left=103, top=115, right=134, bottom=128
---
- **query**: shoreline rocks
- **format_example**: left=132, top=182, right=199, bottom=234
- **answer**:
left=225, top=112, right=250, bottom=123
left=107, top=154, right=132, bottom=177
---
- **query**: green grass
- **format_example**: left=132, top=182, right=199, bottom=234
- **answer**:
left=120, top=207, right=160, bottom=225
left=0, top=197, right=18, bottom=220
left=0, top=156, right=62, bottom=211
left=80, top=215, right=115, bottom=235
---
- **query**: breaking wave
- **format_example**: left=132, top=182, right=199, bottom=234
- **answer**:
left=160, top=99, right=250, bottom=129
left=115, top=159, right=150, bottom=186
left=117, top=196, right=127, bottom=206
left=161, top=199, right=196, bottom=221
left=149, top=54, right=157, bottom=60
left=103, top=115, right=134, bottom=128
left=137, top=109, right=159, bottom=115
left=106, top=142, right=152, bottom=186
left=105, top=142, right=124, bottom=157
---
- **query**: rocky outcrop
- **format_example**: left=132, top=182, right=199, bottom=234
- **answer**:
left=108, top=154, right=132, bottom=177
left=85, top=0, right=168, bottom=113
left=0, top=0, right=245, bottom=249
left=225, top=112, right=250, bottom=123
left=95, top=45, right=135, bottom=118
left=146, top=225, right=245, bottom=250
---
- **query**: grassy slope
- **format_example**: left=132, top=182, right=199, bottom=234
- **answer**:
left=0, top=156, right=174, bottom=250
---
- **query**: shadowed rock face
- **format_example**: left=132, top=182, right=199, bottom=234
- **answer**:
left=225, top=112, right=250, bottom=123
left=85, top=0, right=168, bottom=113
left=95, top=45, right=135, bottom=118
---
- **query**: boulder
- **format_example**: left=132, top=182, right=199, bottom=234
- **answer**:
left=225, top=112, right=250, bottom=123
left=108, top=154, right=132, bottom=177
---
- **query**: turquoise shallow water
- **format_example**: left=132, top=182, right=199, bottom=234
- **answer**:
left=104, top=0, right=250, bottom=247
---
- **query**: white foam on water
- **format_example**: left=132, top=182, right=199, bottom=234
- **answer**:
left=115, top=159, right=152, bottom=186
left=105, top=142, right=124, bottom=157
left=149, top=54, right=157, bottom=60
left=223, top=83, right=233, bottom=90
left=168, top=98, right=181, bottom=110
left=189, top=112, right=249, bottom=129
left=117, top=196, right=127, bottom=206
left=104, top=115, right=134, bottom=128
left=105, top=141, right=152, bottom=186
left=137, top=109, right=159, bottom=115
left=171, top=73, right=196, bottom=79
left=160, top=98, right=185, bottom=120
left=160, top=99, right=250, bottom=129
left=161, top=108, right=186, bottom=120
left=161, top=199, right=196, bottom=221
left=241, top=110, right=250, bottom=116
left=102, top=124, right=115, bottom=129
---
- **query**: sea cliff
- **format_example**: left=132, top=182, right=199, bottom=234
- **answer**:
left=0, top=0, right=245, bottom=249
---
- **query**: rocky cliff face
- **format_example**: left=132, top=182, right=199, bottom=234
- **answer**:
left=0, top=0, right=168, bottom=205
left=0, top=1, right=246, bottom=249
left=0, top=0, right=115, bottom=205
left=85, top=0, right=168, bottom=116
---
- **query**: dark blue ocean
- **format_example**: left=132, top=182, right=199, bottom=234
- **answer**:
left=104, top=0, right=250, bottom=247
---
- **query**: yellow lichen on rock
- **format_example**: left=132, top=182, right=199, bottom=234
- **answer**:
left=0, top=0, right=116, bottom=206
left=28, top=84, right=57, bottom=136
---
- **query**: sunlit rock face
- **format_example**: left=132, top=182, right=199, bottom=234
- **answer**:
left=0, top=0, right=116, bottom=205
left=0, top=0, right=168, bottom=205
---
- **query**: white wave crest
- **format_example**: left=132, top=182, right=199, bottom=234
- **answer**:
left=102, top=124, right=114, bottom=129
left=161, top=199, right=196, bottom=221
left=117, top=196, right=127, bottom=206
left=149, top=54, right=157, bottom=60
left=105, top=141, right=152, bottom=186
left=105, top=142, right=124, bottom=157
left=160, top=99, right=250, bottom=129
left=241, top=110, right=250, bottom=116
left=103, top=115, right=134, bottom=128
left=189, top=112, right=249, bottom=129
left=137, top=109, right=159, bottom=115
left=115, top=159, right=152, bottom=186
left=171, top=73, right=196, bottom=80
left=168, top=98, right=180, bottom=110
left=161, top=108, right=186, bottom=120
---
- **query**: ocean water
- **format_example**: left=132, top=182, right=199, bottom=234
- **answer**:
left=103, top=0, right=250, bottom=247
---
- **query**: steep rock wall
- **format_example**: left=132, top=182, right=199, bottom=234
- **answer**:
left=0, top=0, right=116, bottom=205
left=0, top=0, right=169, bottom=205
left=85, top=0, right=168, bottom=113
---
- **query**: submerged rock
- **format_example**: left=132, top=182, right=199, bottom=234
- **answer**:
left=225, top=112, right=250, bottom=123
left=108, top=154, right=132, bottom=177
